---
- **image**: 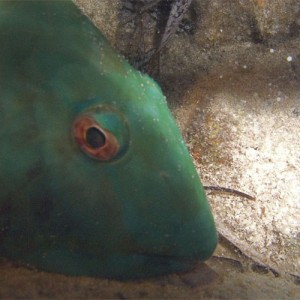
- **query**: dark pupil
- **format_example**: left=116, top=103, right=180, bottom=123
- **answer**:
left=86, top=127, right=106, bottom=148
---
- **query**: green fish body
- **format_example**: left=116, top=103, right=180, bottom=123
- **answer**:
left=0, top=1, right=217, bottom=279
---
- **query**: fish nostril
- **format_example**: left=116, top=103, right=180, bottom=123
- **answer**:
left=159, top=171, right=170, bottom=180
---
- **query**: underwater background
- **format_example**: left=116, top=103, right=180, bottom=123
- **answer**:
left=1, top=0, right=300, bottom=298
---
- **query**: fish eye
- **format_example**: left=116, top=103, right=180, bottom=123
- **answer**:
left=72, top=115, right=119, bottom=161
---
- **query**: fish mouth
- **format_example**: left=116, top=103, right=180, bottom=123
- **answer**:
left=10, top=247, right=199, bottom=279
left=119, top=252, right=198, bottom=279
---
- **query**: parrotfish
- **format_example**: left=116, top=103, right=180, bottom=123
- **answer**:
left=0, top=1, right=217, bottom=279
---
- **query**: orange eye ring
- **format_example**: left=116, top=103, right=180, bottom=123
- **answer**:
left=73, top=115, right=119, bottom=161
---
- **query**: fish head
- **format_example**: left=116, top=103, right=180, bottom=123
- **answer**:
left=0, top=1, right=217, bottom=279
left=43, top=65, right=217, bottom=278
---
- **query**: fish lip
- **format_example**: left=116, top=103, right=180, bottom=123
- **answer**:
left=125, top=252, right=198, bottom=278
left=143, top=252, right=195, bottom=260
left=137, top=252, right=197, bottom=265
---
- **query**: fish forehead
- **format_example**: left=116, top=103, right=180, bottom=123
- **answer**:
left=0, top=1, right=167, bottom=115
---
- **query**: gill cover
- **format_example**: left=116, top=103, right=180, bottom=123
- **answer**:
left=0, top=1, right=217, bottom=279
